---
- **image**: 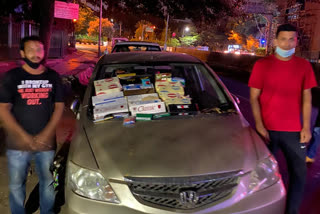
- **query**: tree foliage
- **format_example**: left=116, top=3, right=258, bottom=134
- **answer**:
left=245, top=35, right=259, bottom=51
left=75, top=6, right=95, bottom=35
left=134, top=20, right=156, bottom=40
left=169, top=38, right=180, bottom=47
left=228, top=30, right=244, bottom=45
left=88, top=18, right=114, bottom=39
left=83, top=0, right=245, bottom=34
left=179, top=34, right=200, bottom=47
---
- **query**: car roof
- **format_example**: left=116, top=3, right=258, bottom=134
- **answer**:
left=114, top=41, right=160, bottom=46
left=100, top=52, right=202, bottom=64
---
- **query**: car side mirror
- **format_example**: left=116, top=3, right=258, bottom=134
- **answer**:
left=70, top=98, right=80, bottom=115
left=231, top=94, right=240, bottom=104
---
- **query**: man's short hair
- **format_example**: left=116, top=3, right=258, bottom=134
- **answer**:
left=276, top=24, right=297, bottom=38
left=20, top=36, right=44, bottom=51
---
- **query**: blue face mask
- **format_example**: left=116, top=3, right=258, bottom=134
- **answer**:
left=275, top=46, right=295, bottom=58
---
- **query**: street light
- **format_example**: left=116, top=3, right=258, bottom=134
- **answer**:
left=183, top=26, right=190, bottom=37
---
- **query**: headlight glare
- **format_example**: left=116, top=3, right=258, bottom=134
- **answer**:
left=68, top=161, right=120, bottom=203
left=248, top=155, right=281, bottom=194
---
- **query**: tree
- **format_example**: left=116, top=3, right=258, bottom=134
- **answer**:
left=198, top=30, right=228, bottom=51
left=245, top=35, right=259, bottom=51
left=75, top=6, right=95, bottom=35
left=169, top=38, right=180, bottom=47
left=84, top=0, right=246, bottom=37
left=160, top=25, right=171, bottom=43
left=134, top=20, right=155, bottom=40
left=179, top=34, right=200, bottom=47
left=1, top=0, right=247, bottom=57
left=228, top=30, right=244, bottom=45
left=88, top=18, right=114, bottom=40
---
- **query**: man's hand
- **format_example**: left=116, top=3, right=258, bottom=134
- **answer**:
left=33, top=131, right=52, bottom=150
left=300, top=127, right=312, bottom=143
left=256, top=123, right=270, bottom=142
left=19, top=132, right=36, bottom=150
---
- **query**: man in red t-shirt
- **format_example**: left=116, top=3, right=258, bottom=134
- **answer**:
left=249, top=24, right=317, bottom=214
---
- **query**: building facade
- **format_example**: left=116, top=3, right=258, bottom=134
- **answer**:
left=285, top=0, right=320, bottom=61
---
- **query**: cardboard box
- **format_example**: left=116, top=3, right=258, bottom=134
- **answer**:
left=94, top=77, right=120, bottom=86
left=92, top=92, right=124, bottom=106
left=93, top=100, right=129, bottom=120
left=155, top=79, right=183, bottom=89
left=126, top=93, right=159, bottom=102
left=117, top=73, right=136, bottom=79
left=123, top=84, right=155, bottom=96
left=94, top=97, right=127, bottom=108
left=129, top=101, right=166, bottom=116
left=94, top=77, right=122, bottom=96
left=128, top=99, right=163, bottom=107
left=155, top=73, right=171, bottom=81
left=153, top=112, right=171, bottom=119
left=157, top=92, right=185, bottom=100
left=171, top=77, right=185, bottom=86
left=155, top=79, right=170, bottom=89
left=136, top=113, right=153, bottom=121
left=164, top=97, right=192, bottom=105
left=168, top=104, right=198, bottom=115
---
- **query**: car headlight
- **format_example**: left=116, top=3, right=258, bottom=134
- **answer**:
left=68, top=161, right=120, bottom=203
left=248, top=155, right=281, bottom=194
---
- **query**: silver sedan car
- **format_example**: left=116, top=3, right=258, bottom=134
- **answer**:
left=62, top=52, right=286, bottom=214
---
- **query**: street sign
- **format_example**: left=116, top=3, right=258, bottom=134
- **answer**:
left=145, top=27, right=154, bottom=33
left=54, top=1, right=79, bottom=20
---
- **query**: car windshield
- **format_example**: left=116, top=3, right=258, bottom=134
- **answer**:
left=89, top=63, right=235, bottom=122
left=113, top=45, right=161, bottom=52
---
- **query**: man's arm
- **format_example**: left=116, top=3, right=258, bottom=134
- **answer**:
left=301, top=89, right=312, bottom=143
left=0, top=103, right=34, bottom=147
left=250, top=87, right=270, bottom=141
left=34, top=102, right=64, bottom=146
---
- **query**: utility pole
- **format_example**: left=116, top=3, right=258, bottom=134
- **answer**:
left=98, top=0, right=102, bottom=57
left=141, top=24, right=146, bottom=41
left=119, top=22, right=122, bottom=37
left=164, top=13, right=169, bottom=51
left=265, top=15, right=273, bottom=55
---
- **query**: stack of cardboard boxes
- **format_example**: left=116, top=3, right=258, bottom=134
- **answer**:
left=92, top=73, right=193, bottom=122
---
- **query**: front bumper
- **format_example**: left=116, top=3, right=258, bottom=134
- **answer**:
left=60, top=179, right=286, bottom=214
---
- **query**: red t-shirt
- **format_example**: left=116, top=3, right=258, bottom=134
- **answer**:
left=248, top=55, right=317, bottom=132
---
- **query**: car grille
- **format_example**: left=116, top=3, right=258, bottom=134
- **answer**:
left=126, top=171, right=241, bottom=210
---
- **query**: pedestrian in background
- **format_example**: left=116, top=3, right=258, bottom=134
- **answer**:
left=249, top=24, right=317, bottom=214
left=306, top=111, right=320, bottom=163
left=0, top=36, right=64, bottom=214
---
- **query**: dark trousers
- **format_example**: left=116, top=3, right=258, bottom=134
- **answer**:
left=268, top=131, right=307, bottom=214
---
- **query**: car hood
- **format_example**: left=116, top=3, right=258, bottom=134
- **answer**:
left=83, top=114, right=258, bottom=180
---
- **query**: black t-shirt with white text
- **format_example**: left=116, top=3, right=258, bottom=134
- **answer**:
left=0, top=67, right=64, bottom=151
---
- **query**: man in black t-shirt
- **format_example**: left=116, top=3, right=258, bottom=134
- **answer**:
left=0, top=36, right=64, bottom=214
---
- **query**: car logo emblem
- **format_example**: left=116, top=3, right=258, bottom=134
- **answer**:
left=179, top=190, right=199, bottom=208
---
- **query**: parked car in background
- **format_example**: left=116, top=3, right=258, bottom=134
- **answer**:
left=111, top=37, right=129, bottom=49
left=111, top=41, right=161, bottom=53
left=63, top=52, right=286, bottom=214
